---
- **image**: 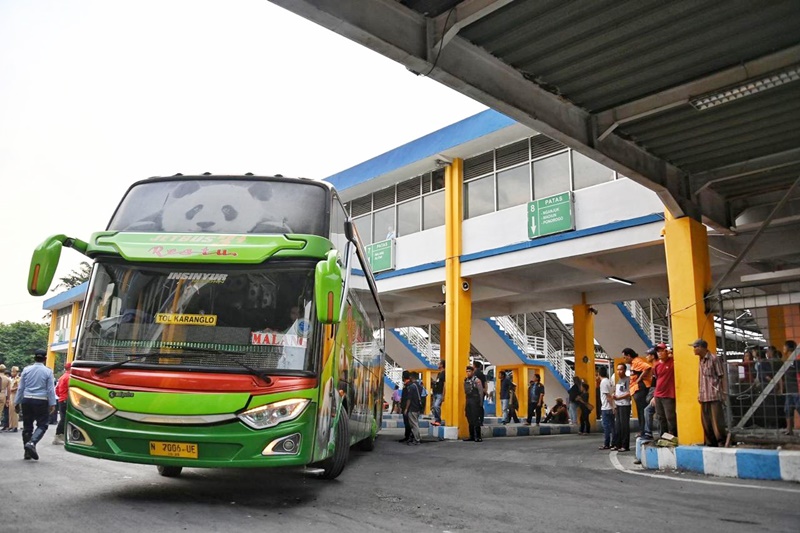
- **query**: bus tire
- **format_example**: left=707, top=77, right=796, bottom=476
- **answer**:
left=157, top=465, right=183, bottom=478
left=318, top=409, right=349, bottom=480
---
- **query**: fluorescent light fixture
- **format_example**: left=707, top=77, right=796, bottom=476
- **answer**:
left=607, top=276, right=634, bottom=286
left=690, top=65, right=800, bottom=111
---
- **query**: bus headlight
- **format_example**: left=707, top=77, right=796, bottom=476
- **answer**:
left=68, top=387, right=117, bottom=421
left=237, top=398, right=310, bottom=430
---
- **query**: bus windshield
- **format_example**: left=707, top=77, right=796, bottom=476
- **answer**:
left=76, top=260, right=318, bottom=373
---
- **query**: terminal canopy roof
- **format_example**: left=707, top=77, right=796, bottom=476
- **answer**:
left=273, top=0, right=800, bottom=273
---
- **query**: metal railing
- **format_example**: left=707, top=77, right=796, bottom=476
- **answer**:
left=384, top=355, right=403, bottom=387
left=492, top=316, right=574, bottom=385
left=394, top=327, right=440, bottom=365
left=623, top=300, right=671, bottom=345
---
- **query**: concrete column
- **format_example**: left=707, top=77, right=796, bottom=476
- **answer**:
left=573, top=298, right=595, bottom=419
left=66, top=301, right=81, bottom=365
left=767, top=306, right=786, bottom=350
left=663, top=212, right=715, bottom=445
left=45, top=310, right=57, bottom=370
left=442, top=158, right=472, bottom=438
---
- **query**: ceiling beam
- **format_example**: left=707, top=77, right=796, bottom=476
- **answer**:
left=691, top=147, right=800, bottom=195
left=430, top=0, right=515, bottom=54
left=595, top=45, right=800, bottom=141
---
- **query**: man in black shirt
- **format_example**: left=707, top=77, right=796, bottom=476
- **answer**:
left=431, top=361, right=445, bottom=426
left=473, top=361, right=487, bottom=425
left=403, top=372, right=423, bottom=445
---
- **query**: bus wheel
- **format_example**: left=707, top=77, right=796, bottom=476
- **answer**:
left=318, top=410, right=349, bottom=480
left=157, top=465, right=183, bottom=478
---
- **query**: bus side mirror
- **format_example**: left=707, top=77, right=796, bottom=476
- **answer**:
left=28, top=235, right=66, bottom=296
left=315, top=250, right=343, bottom=324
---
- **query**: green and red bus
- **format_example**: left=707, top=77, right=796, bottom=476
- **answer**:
left=28, top=175, right=384, bottom=479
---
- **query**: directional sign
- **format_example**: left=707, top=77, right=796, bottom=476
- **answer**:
left=528, top=192, right=574, bottom=239
left=366, top=238, right=395, bottom=273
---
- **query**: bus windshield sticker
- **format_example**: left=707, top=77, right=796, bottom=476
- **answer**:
left=167, top=272, right=229, bottom=283
left=251, top=332, right=307, bottom=347
left=155, top=313, right=218, bottom=326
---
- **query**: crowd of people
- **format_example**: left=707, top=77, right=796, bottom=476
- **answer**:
left=0, top=349, right=72, bottom=461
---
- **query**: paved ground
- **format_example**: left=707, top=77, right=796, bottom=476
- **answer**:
left=1, top=427, right=797, bottom=532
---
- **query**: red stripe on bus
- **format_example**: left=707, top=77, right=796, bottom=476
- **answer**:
left=70, top=367, right=316, bottom=394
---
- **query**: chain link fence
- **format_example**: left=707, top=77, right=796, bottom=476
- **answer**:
left=715, top=282, right=800, bottom=445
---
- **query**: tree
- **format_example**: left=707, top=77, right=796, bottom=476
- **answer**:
left=53, top=261, right=91, bottom=291
left=0, top=321, right=49, bottom=369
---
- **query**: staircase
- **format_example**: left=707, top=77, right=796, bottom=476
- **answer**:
left=489, top=315, right=574, bottom=387
left=393, top=326, right=440, bottom=366
left=621, top=299, right=671, bottom=345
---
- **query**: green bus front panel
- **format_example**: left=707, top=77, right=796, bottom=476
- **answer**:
left=64, top=403, right=319, bottom=469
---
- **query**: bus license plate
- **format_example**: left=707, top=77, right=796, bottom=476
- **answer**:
left=149, top=441, right=198, bottom=459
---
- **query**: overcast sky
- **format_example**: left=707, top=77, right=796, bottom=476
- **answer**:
left=0, top=0, right=487, bottom=325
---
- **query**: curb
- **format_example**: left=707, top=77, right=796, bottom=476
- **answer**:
left=636, top=437, right=800, bottom=482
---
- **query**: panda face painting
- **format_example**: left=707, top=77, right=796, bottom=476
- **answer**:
left=160, top=182, right=276, bottom=233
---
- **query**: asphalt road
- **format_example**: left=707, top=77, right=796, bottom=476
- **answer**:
left=1, top=428, right=797, bottom=533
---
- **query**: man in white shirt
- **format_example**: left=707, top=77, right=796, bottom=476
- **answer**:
left=598, top=365, right=615, bottom=450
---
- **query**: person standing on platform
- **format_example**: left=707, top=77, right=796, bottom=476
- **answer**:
left=463, top=365, right=484, bottom=442
left=598, top=366, right=615, bottom=450
left=499, top=370, right=512, bottom=424
left=525, top=374, right=545, bottom=426
left=567, top=375, right=582, bottom=425
left=431, top=361, right=445, bottom=426
left=612, top=362, right=632, bottom=452
left=693, top=338, right=727, bottom=447
left=622, top=347, right=652, bottom=438
left=653, top=344, right=677, bottom=438
left=780, top=340, right=799, bottom=436
left=473, top=362, right=487, bottom=425
left=14, top=349, right=57, bottom=460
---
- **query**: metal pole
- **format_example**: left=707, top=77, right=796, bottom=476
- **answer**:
left=718, top=291, right=734, bottom=446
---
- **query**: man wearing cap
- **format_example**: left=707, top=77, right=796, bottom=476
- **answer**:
left=653, top=344, right=677, bottom=438
left=693, top=339, right=726, bottom=447
left=14, top=349, right=57, bottom=460
left=463, top=365, right=484, bottom=442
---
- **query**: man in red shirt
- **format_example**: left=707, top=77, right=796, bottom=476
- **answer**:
left=653, top=344, right=677, bottom=438
left=52, top=362, right=71, bottom=445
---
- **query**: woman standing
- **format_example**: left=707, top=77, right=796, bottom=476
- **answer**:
left=7, top=366, right=20, bottom=432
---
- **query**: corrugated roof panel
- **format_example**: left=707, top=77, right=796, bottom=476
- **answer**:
left=621, top=84, right=800, bottom=172
left=462, top=0, right=800, bottom=111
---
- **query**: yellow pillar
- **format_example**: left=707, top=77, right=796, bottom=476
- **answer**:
left=441, top=158, right=472, bottom=438
left=573, top=298, right=595, bottom=417
left=767, top=306, right=786, bottom=350
left=663, top=211, right=715, bottom=445
left=45, top=310, right=57, bottom=370
left=66, top=301, right=80, bottom=365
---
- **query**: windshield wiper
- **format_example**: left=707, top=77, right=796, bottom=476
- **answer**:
left=161, top=344, right=273, bottom=384
left=95, top=351, right=205, bottom=374
left=96, top=354, right=150, bottom=375
left=230, top=359, right=273, bottom=384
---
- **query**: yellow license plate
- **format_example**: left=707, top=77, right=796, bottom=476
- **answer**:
left=149, top=441, right=198, bottom=459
